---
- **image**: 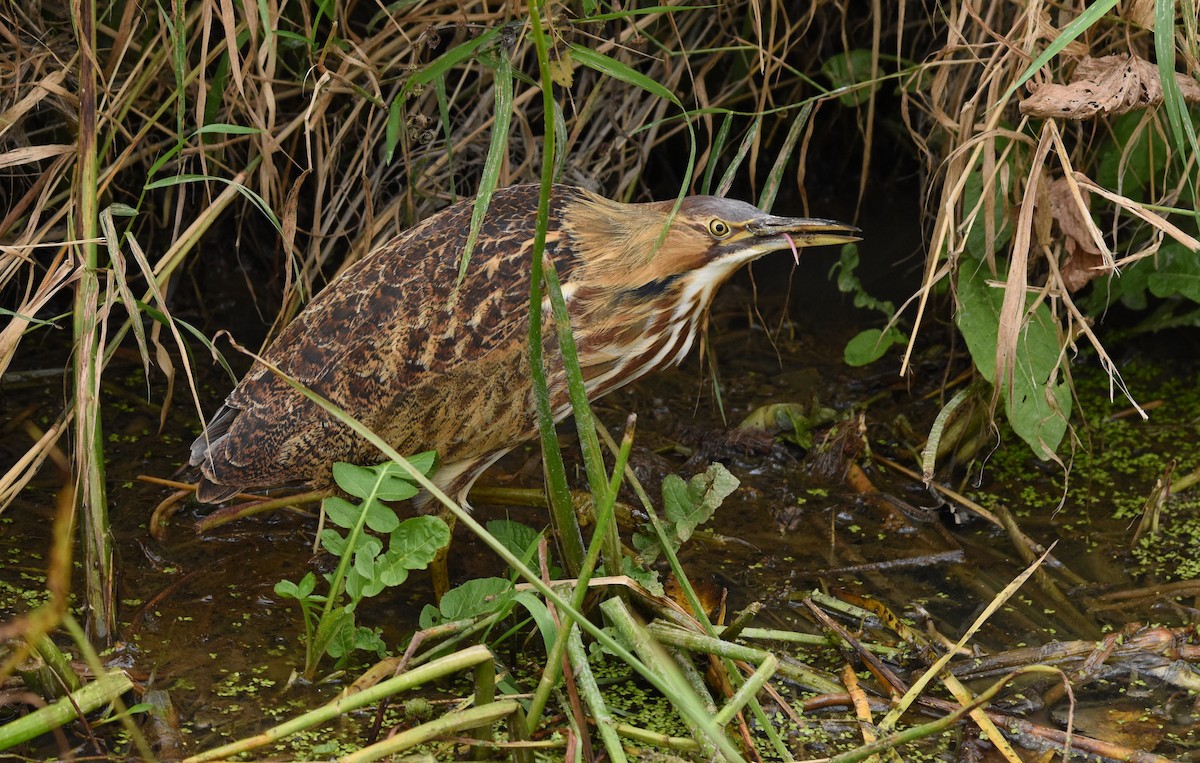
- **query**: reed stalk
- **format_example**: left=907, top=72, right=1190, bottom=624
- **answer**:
left=71, top=0, right=115, bottom=643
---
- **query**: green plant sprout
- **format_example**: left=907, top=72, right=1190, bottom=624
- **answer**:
left=274, top=454, right=448, bottom=679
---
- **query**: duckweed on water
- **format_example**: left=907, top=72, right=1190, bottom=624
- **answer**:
left=971, top=360, right=1200, bottom=526
left=1131, top=494, right=1200, bottom=581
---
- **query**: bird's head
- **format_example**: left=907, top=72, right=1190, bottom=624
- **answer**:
left=549, top=190, right=860, bottom=391
left=561, top=190, right=860, bottom=314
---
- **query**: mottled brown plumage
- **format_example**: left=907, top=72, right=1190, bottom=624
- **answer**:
left=190, top=184, right=858, bottom=503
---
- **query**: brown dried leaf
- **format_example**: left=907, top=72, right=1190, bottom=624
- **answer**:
left=1045, top=176, right=1112, bottom=291
left=1061, top=248, right=1107, bottom=292
left=1048, top=176, right=1100, bottom=255
left=1020, top=54, right=1200, bottom=119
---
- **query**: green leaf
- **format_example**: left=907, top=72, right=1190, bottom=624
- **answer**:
left=192, top=123, right=264, bottom=137
left=567, top=44, right=684, bottom=108
left=956, top=258, right=1071, bottom=458
left=385, top=27, right=502, bottom=163
left=323, top=496, right=362, bottom=529
left=663, top=464, right=739, bottom=541
left=822, top=49, right=877, bottom=106
left=418, top=603, right=441, bottom=629
left=293, top=571, right=316, bottom=598
left=362, top=501, right=400, bottom=534
left=322, top=610, right=358, bottom=659
left=332, top=457, right=435, bottom=502
left=486, top=519, right=546, bottom=574
left=1114, top=258, right=1153, bottom=310
left=621, top=555, right=663, bottom=596
left=459, top=54, right=513, bottom=279
left=274, top=579, right=301, bottom=599
left=1004, top=333, right=1071, bottom=461
left=345, top=565, right=385, bottom=599
left=955, top=259, right=1001, bottom=383
left=632, top=464, right=739, bottom=562
left=385, top=95, right=405, bottom=163
left=319, top=528, right=347, bottom=556
left=844, top=327, right=907, bottom=366
left=962, top=153, right=1014, bottom=260
left=352, top=626, right=387, bottom=659
left=828, top=244, right=894, bottom=316
left=438, top=577, right=515, bottom=620
left=1147, top=243, right=1200, bottom=302
left=513, top=591, right=559, bottom=655
left=378, top=516, right=452, bottom=586
left=332, top=462, right=391, bottom=501
left=353, top=536, right=384, bottom=579
left=408, top=28, right=501, bottom=92
left=312, top=607, right=354, bottom=659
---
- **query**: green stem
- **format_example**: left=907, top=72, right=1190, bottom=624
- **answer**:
left=305, top=474, right=390, bottom=678
left=525, top=1, right=586, bottom=580
left=565, top=626, right=628, bottom=763
left=0, top=671, right=132, bottom=750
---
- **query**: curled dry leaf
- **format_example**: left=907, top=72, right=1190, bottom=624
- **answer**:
left=1020, top=54, right=1200, bottom=119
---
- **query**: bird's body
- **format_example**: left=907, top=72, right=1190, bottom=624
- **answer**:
left=191, top=184, right=858, bottom=503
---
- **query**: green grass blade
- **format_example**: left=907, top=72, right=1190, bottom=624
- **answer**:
left=700, top=111, right=734, bottom=195
left=1155, top=0, right=1200, bottom=214
left=459, top=55, right=514, bottom=282
left=716, top=115, right=761, bottom=197
left=577, top=4, right=715, bottom=22
left=567, top=43, right=684, bottom=107
left=144, top=173, right=281, bottom=232
left=758, top=102, right=811, bottom=212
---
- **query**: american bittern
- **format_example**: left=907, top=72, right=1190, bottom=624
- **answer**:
left=190, top=184, right=858, bottom=503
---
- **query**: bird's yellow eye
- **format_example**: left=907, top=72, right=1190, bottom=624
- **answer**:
left=708, top=219, right=732, bottom=238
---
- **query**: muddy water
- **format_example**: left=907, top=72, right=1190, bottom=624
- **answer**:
left=4, top=206, right=1200, bottom=758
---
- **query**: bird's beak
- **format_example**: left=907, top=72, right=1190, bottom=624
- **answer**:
left=748, top=216, right=862, bottom=247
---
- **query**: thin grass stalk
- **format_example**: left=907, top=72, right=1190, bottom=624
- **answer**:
left=667, top=642, right=718, bottom=712
left=646, top=623, right=843, bottom=694
left=1154, top=0, right=1200, bottom=210
left=72, top=0, right=115, bottom=643
left=27, top=633, right=81, bottom=695
left=525, top=2, right=586, bottom=579
left=712, top=654, right=778, bottom=726
left=0, top=670, right=132, bottom=751
left=339, top=701, right=521, bottom=763
left=470, top=656, right=498, bottom=760
left=60, top=614, right=155, bottom=760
